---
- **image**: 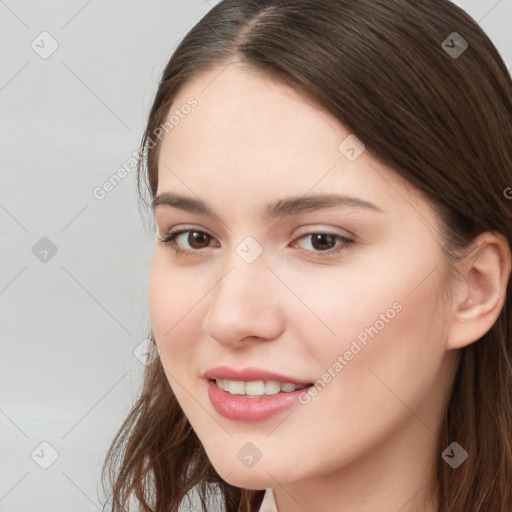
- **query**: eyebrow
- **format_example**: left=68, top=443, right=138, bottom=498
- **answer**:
left=152, top=192, right=383, bottom=218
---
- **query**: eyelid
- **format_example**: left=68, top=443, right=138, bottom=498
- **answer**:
left=293, top=225, right=355, bottom=239
left=157, top=224, right=213, bottom=239
left=157, top=225, right=352, bottom=244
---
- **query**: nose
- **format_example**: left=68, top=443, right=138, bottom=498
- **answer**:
left=203, top=256, right=286, bottom=347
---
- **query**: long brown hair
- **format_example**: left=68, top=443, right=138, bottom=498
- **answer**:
left=101, top=1, right=512, bottom=510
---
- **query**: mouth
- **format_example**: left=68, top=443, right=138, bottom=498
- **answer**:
left=210, top=378, right=313, bottom=398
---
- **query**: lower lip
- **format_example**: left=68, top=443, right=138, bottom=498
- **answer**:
left=206, top=380, right=310, bottom=422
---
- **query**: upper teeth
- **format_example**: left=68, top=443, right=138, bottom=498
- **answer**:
left=215, top=379, right=308, bottom=397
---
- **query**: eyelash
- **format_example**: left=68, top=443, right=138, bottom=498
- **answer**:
left=156, top=228, right=354, bottom=259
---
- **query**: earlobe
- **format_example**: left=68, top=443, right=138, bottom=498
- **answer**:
left=446, top=232, right=511, bottom=350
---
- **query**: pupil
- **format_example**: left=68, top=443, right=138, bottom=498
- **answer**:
left=189, top=232, right=209, bottom=249
left=312, top=234, right=334, bottom=251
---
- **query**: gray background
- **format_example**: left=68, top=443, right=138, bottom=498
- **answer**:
left=0, top=1, right=510, bottom=511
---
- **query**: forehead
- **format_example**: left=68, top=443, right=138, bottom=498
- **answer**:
left=165, top=62, right=340, bottom=162
left=156, top=63, right=437, bottom=228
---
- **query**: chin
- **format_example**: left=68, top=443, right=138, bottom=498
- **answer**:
left=208, top=458, right=276, bottom=489
left=222, top=474, right=272, bottom=491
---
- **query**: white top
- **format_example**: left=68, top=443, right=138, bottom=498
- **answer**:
left=257, top=488, right=279, bottom=512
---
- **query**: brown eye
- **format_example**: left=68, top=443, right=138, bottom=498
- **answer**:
left=294, top=232, right=354, bottom=258
left=187, top=231, right=211, bottom=249
left=309, top=233, right=338, bottom=251
left=157, top=229, right=216, bottom=253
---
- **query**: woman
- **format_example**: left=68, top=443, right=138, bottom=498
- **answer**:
left=101, top=1, right=512, bottom=510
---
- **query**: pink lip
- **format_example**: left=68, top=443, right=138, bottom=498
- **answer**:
left=202, top=366, right=311, bottom=385
left=206, top=380, right=310, bottom=422
left=202, top=366, right=313, bottom=422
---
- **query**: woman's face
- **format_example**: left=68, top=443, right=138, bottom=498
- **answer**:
left=148, top=63, right=458, bottom=490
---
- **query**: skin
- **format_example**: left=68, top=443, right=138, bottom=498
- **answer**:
left=148, top=62, right=511, bottom=512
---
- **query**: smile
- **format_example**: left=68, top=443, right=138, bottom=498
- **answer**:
left=214, top=378, right=310, bottom=397
left=207, top=379, right=314, bottom=421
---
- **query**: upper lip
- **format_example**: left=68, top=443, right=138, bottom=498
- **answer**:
left=203, top=366, right=312, bottom=385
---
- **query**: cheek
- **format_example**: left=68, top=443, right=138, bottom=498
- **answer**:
left=149, top=252, right=204, bottom=328
left=268, top=263, right=448, bottom=471
left=148, top=257, right=211, bottom=415
left=281, top=254, right=447, bottom=395
left=148, top=255, right=206, bottom=364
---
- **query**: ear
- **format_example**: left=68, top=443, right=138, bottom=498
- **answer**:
left=446, top=231, right=511, bottom=350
